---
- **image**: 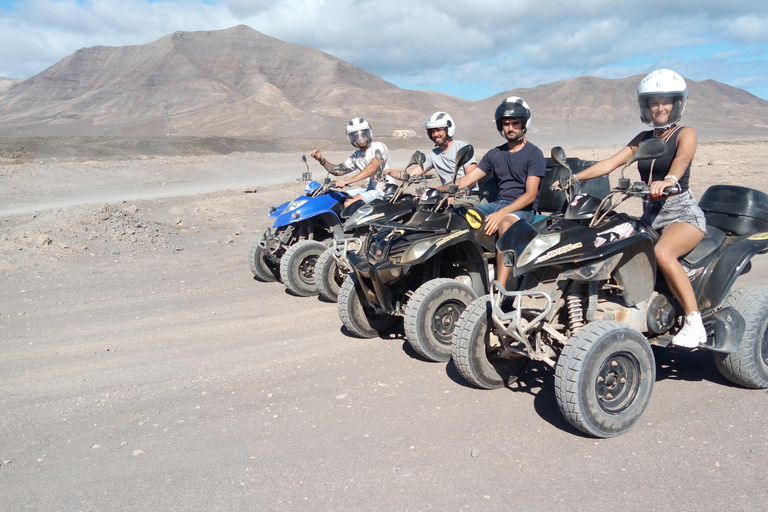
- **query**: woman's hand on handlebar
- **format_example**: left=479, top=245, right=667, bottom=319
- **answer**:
left=649, top=178, right=678, bottom=198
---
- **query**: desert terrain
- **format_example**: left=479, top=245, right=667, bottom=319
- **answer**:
left=1, top=138, right=768, bottom=510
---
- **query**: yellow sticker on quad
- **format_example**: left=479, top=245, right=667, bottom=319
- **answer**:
left=748, top=232, right=768, bottom=240
left=466, top=209, right=483, bottom=229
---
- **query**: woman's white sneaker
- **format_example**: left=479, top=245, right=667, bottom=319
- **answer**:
left=672, top=311, right=706, bottom=348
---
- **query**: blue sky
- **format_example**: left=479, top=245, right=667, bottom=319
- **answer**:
left=0, top=0, right=766, bottom=102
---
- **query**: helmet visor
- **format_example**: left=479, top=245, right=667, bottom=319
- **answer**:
left=348, top=129, right=372, bottom=147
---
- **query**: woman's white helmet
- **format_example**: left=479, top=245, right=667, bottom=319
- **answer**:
left=637, top=69, right=688, bottom=128
left=346, top=118, right=373, bottom=149
left=422, top=111, right=455, bottom=138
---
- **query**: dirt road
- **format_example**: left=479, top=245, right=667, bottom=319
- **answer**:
left=1, top=141, right=767, bottom=510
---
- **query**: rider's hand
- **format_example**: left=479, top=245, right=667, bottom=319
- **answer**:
left=310, top=149, right=322, bottom=161
left=335, top=179, right=347, bottom=188
left=650, top=178, right=675, bottom=198
left=553, top=174, right=579, bottom=191
left=484, top=211, right=506, bottom=236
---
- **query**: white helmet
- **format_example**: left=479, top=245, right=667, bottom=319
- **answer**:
left=637, top=69, right=688, bottom=128
left=422, top=111, right=455, bottom=138
left=346, top=118, right=372, bottom=149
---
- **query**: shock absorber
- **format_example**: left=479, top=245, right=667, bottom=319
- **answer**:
left=567, top=290, right=584, bottom=331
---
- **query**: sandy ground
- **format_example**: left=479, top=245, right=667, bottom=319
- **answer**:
left=1, top=140, right=768, bottom=510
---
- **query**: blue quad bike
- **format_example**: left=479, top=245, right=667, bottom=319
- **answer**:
left=248, top=155, right=354, bottom=296
left=452, top=139, right=768, bottom=438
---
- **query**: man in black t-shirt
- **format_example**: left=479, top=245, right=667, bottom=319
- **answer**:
left=439, top=96, right=545, bottom=288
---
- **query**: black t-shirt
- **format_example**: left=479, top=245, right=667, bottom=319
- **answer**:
left=477, top=142, right=546, bottom=210
left=637, top=128, right=691, bottom=193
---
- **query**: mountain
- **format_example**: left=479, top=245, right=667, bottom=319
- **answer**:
left=0, top=25, right=766, bottom=148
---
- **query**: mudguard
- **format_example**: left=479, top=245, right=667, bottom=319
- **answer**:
left=271, top=191, right=347, bottom=229
left=694, top=233, right=768, bottom=313
left=701, top=307, right=746, bottom=353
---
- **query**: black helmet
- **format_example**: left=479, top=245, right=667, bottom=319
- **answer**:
left=494, top=96, right=532, bottom=135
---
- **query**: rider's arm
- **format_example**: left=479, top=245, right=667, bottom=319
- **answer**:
left=437, top=165, right=485, bottom=192
left=499, top=175, right=541, bottom=215
left=650, top=126, right=697, bottom=197
left=483, top=175, right=542, bottom=235
left=310, top=149, right=349, bottom=176
left=574, top=145, right=635, bottom=181
left=386, top=164, right=426, bottom=181
left=336, top=157, right=381, bottom=187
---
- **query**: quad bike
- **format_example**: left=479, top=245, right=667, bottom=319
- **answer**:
left=247, top=155, right=352, bottom=296
left=338, top=145, right=605, bottom=363
left=315, top=151, right=434, bottom=302
left=452, top=139, right=768, bottom=438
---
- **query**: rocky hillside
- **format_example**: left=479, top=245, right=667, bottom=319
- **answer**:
left=0, top=25, right=766, bottom=148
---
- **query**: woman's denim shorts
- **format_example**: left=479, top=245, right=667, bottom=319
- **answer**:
left=641, top=189, right=707, bottom=234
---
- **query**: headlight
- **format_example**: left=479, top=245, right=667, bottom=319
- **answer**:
left=346, top=205, right=374, bottom=226
left=517, top=232, right=561, bottom=268
left=400, top=238, right=434, bottom=264
left=285, top=198, right=309, bottom=213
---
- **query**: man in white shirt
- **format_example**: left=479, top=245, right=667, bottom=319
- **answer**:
left=310, top=118, right=391, bottom=207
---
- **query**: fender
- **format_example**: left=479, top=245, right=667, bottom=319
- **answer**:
left=271, top=191, right=346, bottom=229
left=695, top=235, right=768, bottom=314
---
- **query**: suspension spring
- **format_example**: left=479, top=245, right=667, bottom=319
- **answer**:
left=567, top=293, right=584, bottom=331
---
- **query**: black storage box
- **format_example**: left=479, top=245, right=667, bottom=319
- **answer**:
left=539, top=157, right=609, bottom=213
left=699, top=185, right=768, bottom=236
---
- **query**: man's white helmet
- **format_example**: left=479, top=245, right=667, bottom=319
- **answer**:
left=422, top=111, right=455, bottom=138
left=637, top=69, right=688, bottom=128
left=346, top=118, right=373, bottom=149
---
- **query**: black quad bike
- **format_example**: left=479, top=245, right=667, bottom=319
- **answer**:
left=338, top=145, right=604, bottom=363
left=452, top=139, right=768, bottom=438
left=315, top=151, right=433, bottom=302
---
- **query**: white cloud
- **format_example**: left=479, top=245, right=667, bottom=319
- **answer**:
left=0, top=0, right=766, bottom=100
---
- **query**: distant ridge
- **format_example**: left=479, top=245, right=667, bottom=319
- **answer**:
left=0, top=25, right=766, bottom=147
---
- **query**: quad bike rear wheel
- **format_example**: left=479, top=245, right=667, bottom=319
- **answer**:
left=248, top=236, right=280, bottom=282
left=554, top=321, right=655, bottom=438
left=452, top=295, right=529, bottom=389
left=316, top=246, right=346, bottom=302
left=337, top=274, right=399, bottom=338
left=714, top=285, right=768, bottom=388
left=404, top=279, right=477, bottom=362
left=280, top=240, right=327, bottom=296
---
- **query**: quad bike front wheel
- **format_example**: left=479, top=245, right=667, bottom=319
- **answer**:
left=714, top=285, right=768, bottom=388
left=248, top=235, right=280, bottom=282
left=403, top=278, right=477, bottom=362
left=315, top=246, right=347, bottom=302
left=554, top=321, right=655, bottom=438
left=280, top=240, right=327, bottom=296
left=452, top=295, right=529, bottom=389
left=337, top=274, right=399, bottom=338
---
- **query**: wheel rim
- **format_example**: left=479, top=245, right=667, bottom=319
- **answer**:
left=431, top=299, right=464, bottom=346
left=298, top=255, right=318, bottom=285
left=595, top=351, right=641, bottom=414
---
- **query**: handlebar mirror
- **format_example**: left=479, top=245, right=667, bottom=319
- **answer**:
left=551, top=146, right=569, bottom=170
left=633, top=138, right=668, bottom=162
left=375, top=149, right=383, bottom=162
left=405, top=150, right=426, bottom=169
left=452, top=144, right=474, bottom=184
